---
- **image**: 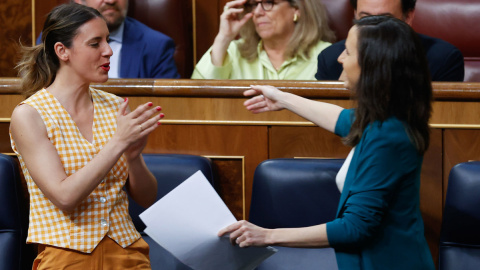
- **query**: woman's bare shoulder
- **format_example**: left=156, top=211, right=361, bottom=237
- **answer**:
left=10, top=104, right=46, bottom=135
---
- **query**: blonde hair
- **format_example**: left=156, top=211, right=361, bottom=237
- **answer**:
left=16, top=3, right=102, bottom=96
left=238, top=0, right=335, bottom=61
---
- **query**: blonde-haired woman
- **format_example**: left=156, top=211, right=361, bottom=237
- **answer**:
left=192, top=0, right=335, bottom=80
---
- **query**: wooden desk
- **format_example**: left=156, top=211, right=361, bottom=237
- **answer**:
left=2, top=78, right=480, bottom=264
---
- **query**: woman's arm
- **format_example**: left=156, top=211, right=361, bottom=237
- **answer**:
left=218, top=220, right=330, bottom=248
left=327, top=123, right=416, bottom=248
left=244, top=85, right=344, bottom=133
left=211, top=0, right=253, bottom=66
left=121, top=100, right=163, bottom=208
left=125, top=155, right=158, bottom=208
left=10, top=99, right=162, bottom=213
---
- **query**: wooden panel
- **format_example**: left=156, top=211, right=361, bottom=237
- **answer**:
left=3, top=78, right=480, bottom=99
left=0, top=0, right=32, bottom=77
left=0, top=122, right=12, bottom=154
left=34, top=0, right=67, bottom=41
left=142, top=124, right=268, bottom=220
left=212, top=158, right=244, bottom=220
left=420, top=128, right=443, bottom=266
left=124, top=96, right=352, bottom=123
left=431, top=101, right=480, bottom=125
left=194, top=0, right=221, bottom=63
left=269, top=126, right=351, bottom=158
left=0, top=94, right=26, bottom=118
left=443, top=129, right=480, bottom=200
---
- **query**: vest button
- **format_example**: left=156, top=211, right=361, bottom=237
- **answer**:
left=100, top=197, right=107, bottom=203
left=100, top=219, right=108, bottom=227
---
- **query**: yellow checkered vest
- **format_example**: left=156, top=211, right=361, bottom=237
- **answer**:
left=10, top=88, right=140, bottom=253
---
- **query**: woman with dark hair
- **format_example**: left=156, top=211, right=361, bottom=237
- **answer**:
left=219, top=15, right=435, bottom=270
left=11, top=3, right=162, bottom=269
left=191, top=0, right=335, bottom=80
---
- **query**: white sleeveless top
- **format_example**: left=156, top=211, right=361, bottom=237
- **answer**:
left=336, top=147, right=356, bottom=192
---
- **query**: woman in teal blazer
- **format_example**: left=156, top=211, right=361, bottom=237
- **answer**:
left=219, top=15, right=435, bottom=270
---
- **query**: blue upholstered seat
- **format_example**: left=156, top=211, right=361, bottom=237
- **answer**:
left=249, top=158, right=343, bottom=270
left=0, top=154, right=35, bottom=270
left=128, top=153, right=214, bottom=270
left=439, top=161, right=480, bottom=270
left=0, top=153, right=214, bottom=270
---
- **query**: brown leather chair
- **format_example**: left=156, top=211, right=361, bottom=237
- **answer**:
left=322, top=0, right=354, bottom=42
left=128, top=0, right=193, bottom=78
left=412, top=0, right=480, bottom=82
left=322, top=0, right=479, bottom=82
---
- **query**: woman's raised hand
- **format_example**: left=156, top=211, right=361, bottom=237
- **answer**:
left=211, top=0, right=253, bottom=66
left=219, top=0, right=253, bottom=42
left=243, top=85, right=286, bottom=113
left=114, top=98, right=164, bottom=159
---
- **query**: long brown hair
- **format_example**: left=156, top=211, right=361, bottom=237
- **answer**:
left=16, top=3, right=102, bottom=96
left=343, top=16, right=432, bottom=154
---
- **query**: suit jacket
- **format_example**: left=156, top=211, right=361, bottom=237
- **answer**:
left=37, top=17, right=180, bottom=79
left=316, top=34, right=464, bottom=81
left=121, top=17, right=179, bottom=78
left=326, top=109, right=435, bottom=270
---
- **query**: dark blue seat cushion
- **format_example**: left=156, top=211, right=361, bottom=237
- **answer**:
left=249, top=158, right=343, bottom=270
left=439, top=161, right=480, bottom=270
left=128, top=154, right=214, bottom=270
left=249, top=158, right=343, bottom=228
left=256, top=246, right=337, bottom=270
left=0, top=154, right=35, bottom=270
left=128, top=154, right=214, bottom=232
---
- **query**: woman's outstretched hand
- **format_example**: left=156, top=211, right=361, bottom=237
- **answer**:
left=218, top=220, right=271, bottom=248
left=243, top=85, right=286, bottom=113
left=115, top=98, right=164, bottom=160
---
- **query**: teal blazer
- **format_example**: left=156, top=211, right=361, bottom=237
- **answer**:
left=326, top=109, right=435, bottom=270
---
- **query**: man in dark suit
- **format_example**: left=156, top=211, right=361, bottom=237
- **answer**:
left=315, top=0, right=464, bottom=82
left=73, top=0, right=180, bottom=79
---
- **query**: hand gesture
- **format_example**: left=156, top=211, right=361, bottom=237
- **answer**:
left=114, top=99, right=164, bottom=160
left=219, top=0, right=254, bottom=42
left=218, top=220, right=270, bottom=247
left=243, top=85, right=286, bottom=113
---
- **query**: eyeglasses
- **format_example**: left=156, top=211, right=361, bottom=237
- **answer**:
left=244, top=0, right=284, bottom=12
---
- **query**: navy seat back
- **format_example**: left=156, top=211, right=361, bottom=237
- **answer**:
left=0, top=154, right=34, bottom=270
left=128, top=154, right=214, bottom=270
left=249, top=158, right=343, bottom=270
left=439, top=161, right=480, bottom=270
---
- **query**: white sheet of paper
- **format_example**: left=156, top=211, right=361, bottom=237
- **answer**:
left=139, top=170, right=277, bottom=270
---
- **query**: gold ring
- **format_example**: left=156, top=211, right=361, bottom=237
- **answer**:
left=139, top=124, right=143, bottom=131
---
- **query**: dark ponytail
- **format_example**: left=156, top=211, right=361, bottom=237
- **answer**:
left=16, top=3, right=102, bottom=95
left=17, top=44, right=54, bottom=96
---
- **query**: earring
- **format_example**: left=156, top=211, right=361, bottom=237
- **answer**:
left=293, top=13, right=298, bottom=22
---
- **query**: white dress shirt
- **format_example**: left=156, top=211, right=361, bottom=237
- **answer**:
left=107, top=22, right=125, bottom=79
